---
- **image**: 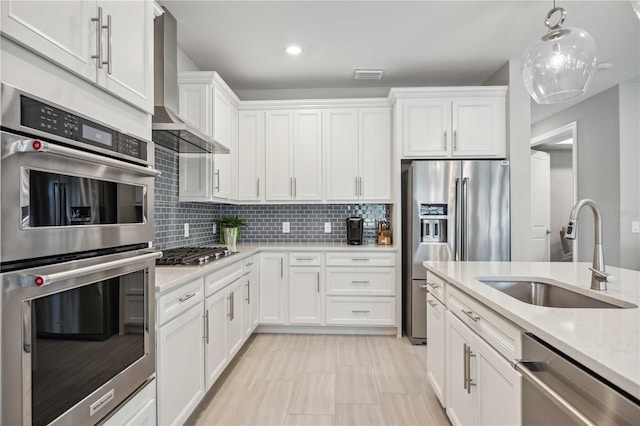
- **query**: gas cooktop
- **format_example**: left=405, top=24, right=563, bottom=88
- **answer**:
left=157, top=247, right=234, bottom=266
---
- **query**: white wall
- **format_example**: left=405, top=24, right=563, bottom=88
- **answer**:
left=532, top=86, right=621, bottom=267
left=483, top=60, right=532, bottom=261
left=618, top=82, right=640, bottom=270
left=177, top=47, right=200, bottom=72
left=548, top=151, right=574, bottom=261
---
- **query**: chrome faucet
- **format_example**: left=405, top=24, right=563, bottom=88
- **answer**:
left=565, top=199, right=616, bottom=290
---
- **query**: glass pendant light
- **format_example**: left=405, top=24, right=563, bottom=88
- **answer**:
left=522, top=4, right=597, bottom=104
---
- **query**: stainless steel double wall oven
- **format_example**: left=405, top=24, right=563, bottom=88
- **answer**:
left=0, top=84, right=161, bottom=425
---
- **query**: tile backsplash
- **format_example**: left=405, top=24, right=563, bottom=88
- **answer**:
left=219, top=204, right=391, bottom=244
left=153, top=145, right=391, bottom=248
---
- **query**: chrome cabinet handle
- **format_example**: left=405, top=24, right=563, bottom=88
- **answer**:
left=13, top=139, right=160, bottom=176
left=351, top=310, right=370, bottom=313
left=215, top=169, right=220, bottom=192
left=463, top=343, right=468, bottom=390
left=179, top=293, right=196, bottom=303
left=280, top=257, right=283, bottom=278
left=246, top=280, right=250, bottom=303
left=351, top=280, right=370, bottom=284
left=25, top=250, right=162, bottom=287
left=256, top=177, right=260, bottom=197
left=465, top=344, right=476, bottom=393
left=351, top=258, right=370, bottom=262
left=103, top=13, right=112, bottom=74
left=245, top=261, right=254, bottom=267
left=295, top=258, right=315, bottom=261
left=462, top=309, right=481, bottom=322
left=427, top=281, right=439, bottom=289
left=453, top=130, right=458, bottom=151
left=91, top=7, right=103, bottom=69
left=427, top=300, right=437, bottom=307
left=227, top=293, right=233, bottom=320
left=203, top=310, right=209, bottom=344
left=419, top=283, right=429, bottom=289
left=515, top=362, right=597, bottom=426
left=355, top=177, right=359, bottom=197
left=294, top=177, right=297, bottom=198
left=444, top=130, right=447, bottom=151
left=290, top=177, right=293, bottom=197
left=317, top=271, right=320, bottom=293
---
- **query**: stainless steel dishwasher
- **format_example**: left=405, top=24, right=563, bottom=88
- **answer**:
left=515, top=333, right=639, bottom=425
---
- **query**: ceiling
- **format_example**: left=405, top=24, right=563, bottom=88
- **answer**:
left=161, top=1, right=640, bottom=122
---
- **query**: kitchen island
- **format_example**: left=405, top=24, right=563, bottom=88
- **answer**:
left=423, top=261, right=640, bottom=400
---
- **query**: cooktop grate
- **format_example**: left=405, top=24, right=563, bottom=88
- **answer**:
left=157, top=247, right=232, bottom=266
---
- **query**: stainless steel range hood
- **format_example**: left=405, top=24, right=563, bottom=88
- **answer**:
left=152, top=8, right=228, bottom=154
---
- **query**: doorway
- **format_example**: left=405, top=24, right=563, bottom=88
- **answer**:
left=530, top=122, right=578, bottom=262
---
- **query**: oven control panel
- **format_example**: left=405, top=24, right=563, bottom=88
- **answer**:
left=20, top=95, right=147, bottom=162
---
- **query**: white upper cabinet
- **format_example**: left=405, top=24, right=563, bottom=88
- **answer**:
left=359, top=108, right=391, bottom=201
left=265, top=110, right=294, bottom=201
left=323, top=109, right=359, bottom=201
left=293, top=110, right=322, bottom=201
left=238, top=111, right=265, bottom=201
left=392, top=87, right=507, bottom=159
left=402, top=99, right=451, bottom=157
left=451, top=98, right=505, bottom=157
left=0, top=0, right=156, bottom=113
left=265, top=109, right=322, bottom=202
left=177, top=72, right=240, bottom=202
left=324, top=107, right=391, bottom=202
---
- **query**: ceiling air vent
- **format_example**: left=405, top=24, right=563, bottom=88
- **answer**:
left=354, top=69, right=384, bottom=80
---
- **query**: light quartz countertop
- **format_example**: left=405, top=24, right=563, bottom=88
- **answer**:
left=155, top=243, right=398, bottom=294
left=423, top=261, right=640, bottom=399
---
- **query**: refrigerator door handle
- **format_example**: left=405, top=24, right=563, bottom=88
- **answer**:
left=454, top=177, right=460, bottom=261
left=462, top=177, right=469, bottom=261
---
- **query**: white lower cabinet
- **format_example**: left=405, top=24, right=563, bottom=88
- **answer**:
left=157, top=302, right=205, bottom=426
left=259, top=252, right=286, bottom=324
left=445, top=311, right=521, bottom=426
left=426, top=292, right=446, bottom=406
left=241, top=256, right=260, bottom=338
left=289, top=266, right=322, bottom=324
left=226, top=279, right=244, bottom=358
left=157, top=256, right=257, bottom=425
left=103, top=379, right=156, bottom=426
left=204, top=288, right=228, bottom=389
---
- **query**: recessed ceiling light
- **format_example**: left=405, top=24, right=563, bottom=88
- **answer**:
left=286, top=46, right=302, bottom=55
left=354, top=69, right=384, bottom=80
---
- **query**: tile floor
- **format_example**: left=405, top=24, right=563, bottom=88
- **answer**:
left=190, top=333, right=450, bottom=426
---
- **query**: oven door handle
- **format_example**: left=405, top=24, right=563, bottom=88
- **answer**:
left=25, top=250, right=162, bottom=287
left=14, top=139, right=160, bottom=177
left=515, top=361, right=596, bottom=426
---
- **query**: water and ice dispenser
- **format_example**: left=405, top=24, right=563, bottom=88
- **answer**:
left=420, top=204, right=447, bottom=243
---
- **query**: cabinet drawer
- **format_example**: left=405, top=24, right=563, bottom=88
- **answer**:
left=326, top=267, right=395, bottom=296
left=289, top=252, right=322, bottom=266
left=447, top=285, right=522, bottom=360
left=206, top=261, right=243, bottom=296
left=242, top=255, right=257, bottom=275
left=426, top=271, right=446, bottom=303
left=157, top=278, right=204, bottom=326
left=326, top=297, right=395, bottom=325
left=325, top=251, right=395, bottom=267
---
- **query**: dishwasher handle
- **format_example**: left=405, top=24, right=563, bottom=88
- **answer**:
left=515, top=361, right=596, bottom=426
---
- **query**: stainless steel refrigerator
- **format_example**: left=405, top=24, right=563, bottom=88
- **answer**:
left=402, top=160, right=510, bottom=344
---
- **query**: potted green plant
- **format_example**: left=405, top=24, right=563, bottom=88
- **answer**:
left=214, top=216, right=248, bottom=245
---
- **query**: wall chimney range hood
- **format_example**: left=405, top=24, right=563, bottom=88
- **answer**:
left=152, top=8, right=228, bottom=154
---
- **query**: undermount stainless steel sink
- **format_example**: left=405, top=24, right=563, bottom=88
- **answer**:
left=477, top=278, right=636, bottom=309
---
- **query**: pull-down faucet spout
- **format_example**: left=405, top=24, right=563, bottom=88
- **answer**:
left=565, top=199, right=616, bottom=290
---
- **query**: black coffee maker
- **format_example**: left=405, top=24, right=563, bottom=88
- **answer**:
left=346, top=216, right=364, bottom=245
